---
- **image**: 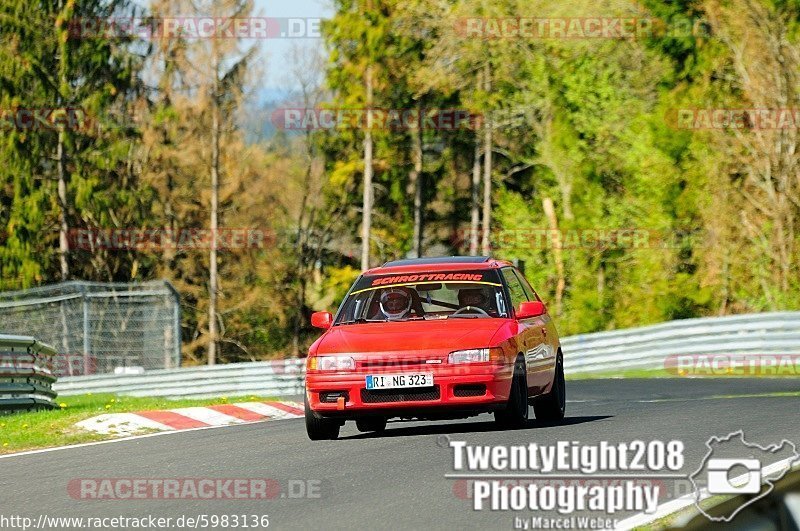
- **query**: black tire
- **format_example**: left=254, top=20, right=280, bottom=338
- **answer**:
left=304, top=394, right=340, bottom=440
left=533, top=352, right=566, bottom=422
left=494, top=355, right=529, bottom=428
left=355, top=417, right=387, bottom=433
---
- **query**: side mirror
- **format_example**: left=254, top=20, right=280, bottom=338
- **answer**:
left=516, top=301, right=546, bottom=320
left=311, top=311, right=333, bottom=330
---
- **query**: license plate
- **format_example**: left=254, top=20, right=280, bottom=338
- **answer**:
left=366, top=373, right=434, bottom=390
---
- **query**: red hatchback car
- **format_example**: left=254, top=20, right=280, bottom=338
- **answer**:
left=304, top=256, right=565, bottom=440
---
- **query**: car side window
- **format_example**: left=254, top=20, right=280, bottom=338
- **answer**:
left=514, top=269, right=540, bottom=302
left=501, top=267, right=529, bottom=311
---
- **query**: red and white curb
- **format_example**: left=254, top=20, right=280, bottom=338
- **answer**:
left=76, top=401, right=304, bottom=437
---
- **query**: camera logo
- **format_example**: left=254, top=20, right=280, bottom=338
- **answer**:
left=689, top=431, right=799, bottom=522
left=706, top=458, right=761, bottom=494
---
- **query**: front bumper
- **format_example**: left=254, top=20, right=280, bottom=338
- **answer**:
left=306, top=365, right=513, bottom=418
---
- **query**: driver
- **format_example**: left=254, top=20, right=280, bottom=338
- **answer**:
left=458, top=288, right=492, bottom=313
left=379, top=288, right=412, bottom=321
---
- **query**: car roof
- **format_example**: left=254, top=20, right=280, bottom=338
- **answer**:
left=364, top=256, right=513, bottom=275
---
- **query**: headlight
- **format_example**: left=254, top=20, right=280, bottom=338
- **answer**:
left=307, top=355, right=356, bottom=371
left=448, top=348, right=503, bottom=364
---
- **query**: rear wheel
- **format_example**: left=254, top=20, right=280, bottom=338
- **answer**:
left=533, top=352, right=566, bottom=422
left=494, top=355, right=529, bottom=428
left=304, top=394, right=340, bottom=440
left=355, top=417, right=387, bottom=433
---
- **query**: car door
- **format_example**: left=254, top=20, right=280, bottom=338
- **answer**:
left=500, top=267, right=550, bottom=394
left=514, top=269, right=559, bottom=383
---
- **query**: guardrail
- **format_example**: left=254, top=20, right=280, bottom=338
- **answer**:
left=55, top=360, right=305, bottom=399
left=561, top=311, right=800, bottom=374
left=0, top=334, right=59, bottom=413
left=53, top=311, right=800, bottom=399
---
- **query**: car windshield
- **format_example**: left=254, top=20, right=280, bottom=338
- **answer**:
left=335, top=270, right=510, bottom=324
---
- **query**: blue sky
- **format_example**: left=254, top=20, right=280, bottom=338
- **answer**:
left=130, top=0, right=332, bottom=97
left=253, top=0, right=332, bottom=98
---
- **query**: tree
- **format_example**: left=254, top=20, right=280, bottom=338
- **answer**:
left=700, top=0, right=800, bottom=307
left=0, top=0, right=144, bottom=286
left=138, top=0, right=255, bottom=364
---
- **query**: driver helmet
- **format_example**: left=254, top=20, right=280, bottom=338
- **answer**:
left=380, top=288, right=412, bottom=320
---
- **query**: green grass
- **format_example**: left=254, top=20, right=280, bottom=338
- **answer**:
left=0, top=393, right=277, bottom=455
left=567, top=368, right=674, bottom=380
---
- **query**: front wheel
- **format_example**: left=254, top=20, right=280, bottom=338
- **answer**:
left=494, top=355, right=529, bottom=428
left=304, top=394, right=340, bottom=440
left=533, top=352, right=566, bottom=422
left=355, top=417, right=387, bottom=433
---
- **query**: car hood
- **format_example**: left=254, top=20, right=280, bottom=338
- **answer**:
left=317, top=319, right=510, bottom=354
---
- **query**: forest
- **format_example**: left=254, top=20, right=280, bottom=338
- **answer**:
left=1, top=0, right=798, bottom=363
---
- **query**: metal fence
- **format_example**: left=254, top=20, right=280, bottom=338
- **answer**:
left=53, top=311, right=800, bottom=400
left=0, top=281, right=181, bottom=376
left=0, top=334, right=59, bottom=413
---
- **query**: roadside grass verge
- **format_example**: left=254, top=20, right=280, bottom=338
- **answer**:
left=566, top=369, right=673, bottom=380
left=0, top=393, right=277, bottom=455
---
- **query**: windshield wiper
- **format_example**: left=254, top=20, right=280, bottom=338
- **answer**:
left=341, top=318, right=369, bottom=325
left=342, top=316, right=428, bottom=324
left=342, top=317, right=391, bottom=324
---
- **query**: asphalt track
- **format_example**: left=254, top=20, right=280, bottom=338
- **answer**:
left=1, top=378, right=799, bottom=530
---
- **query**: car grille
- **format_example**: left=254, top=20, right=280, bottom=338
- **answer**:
left=360, top=358, right=441, bottom=369
left=360, top=386, right=440, bottom=403
left=453, top=384, right=487, bottom=397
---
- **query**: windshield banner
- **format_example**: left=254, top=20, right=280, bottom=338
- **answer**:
left=369, top=272, right=486, bottom=286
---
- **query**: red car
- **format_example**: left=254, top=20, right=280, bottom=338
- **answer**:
left=303, top=256, right=565, bottom=440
